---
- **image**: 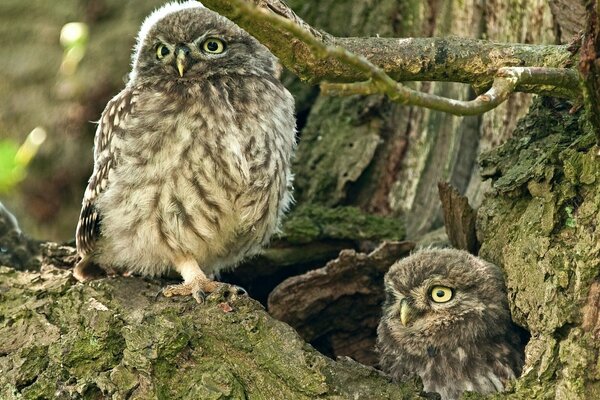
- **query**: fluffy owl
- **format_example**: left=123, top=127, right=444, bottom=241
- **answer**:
left=74, top=1, right=296, bottom=302
left=377, top=248, right=526, bottom=400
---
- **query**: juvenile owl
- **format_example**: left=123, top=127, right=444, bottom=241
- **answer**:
left=74, top=1, right=296, bottom=302
left=377, top=248, right=526, bottom=400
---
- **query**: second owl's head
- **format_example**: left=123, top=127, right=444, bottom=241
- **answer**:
left=381, top=248, right=513, bottom=349
left=129, top=2, right=278, bottom=84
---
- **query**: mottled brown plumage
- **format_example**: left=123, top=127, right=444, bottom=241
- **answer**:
left=377, top=248, right=526, bottom=400
left=74, top=1, right=296, bottom=302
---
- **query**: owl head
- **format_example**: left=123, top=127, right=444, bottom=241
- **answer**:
left=379, top=248, right=513, bottom=354
left=129, top=1, right=278, bottom=84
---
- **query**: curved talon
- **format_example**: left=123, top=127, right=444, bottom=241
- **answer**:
left=193, top=289, right=207, bottom=304
left=232, top=285, right=248, bottom=296
left=162, top=276, right=248, bottom=304
left=162, top=277, right=219, bottom=304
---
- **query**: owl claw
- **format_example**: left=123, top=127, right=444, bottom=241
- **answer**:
left=162, top=278, right=246, bottom=304
left=233, top=285, right=248, bottom=296
left=163, top=277, right=216, bottom=303
left=210, top=283, right=248, bottom=301
left=192, top=289, right=208, bottom=304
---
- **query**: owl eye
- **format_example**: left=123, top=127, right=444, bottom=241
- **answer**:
left=202, top=38, right=225, bottom=54
left=156, top=44, right=170, bottom=59
left=430, top=286, right=453, bottom=303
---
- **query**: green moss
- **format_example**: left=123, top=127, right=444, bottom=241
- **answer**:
left=477, top=98, right=600, bottom=399
left=0, top=266, right=426, bottom=399
left=292, top=96, right=387, bottom=206
left=479, top=100, right=587, bottom=194
left=282, top=204, right=405, bottom=244
left=62, top=330, right=124, bottom=377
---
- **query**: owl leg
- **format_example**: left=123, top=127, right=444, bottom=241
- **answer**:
left=73, top=255, right=106, bottom=282
left=163, top=257, right=246, bottom=303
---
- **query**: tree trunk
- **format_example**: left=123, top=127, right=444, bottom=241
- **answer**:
left=478, top=97, right=600, bottom=398
left=1, top=0, right=598, bottom=399
left=0, top=261, right=428, bottom=399
left=290, top=0, right=559, bottom=238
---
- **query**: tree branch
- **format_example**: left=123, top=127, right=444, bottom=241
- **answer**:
left=202, top=0, right=581, bottom=116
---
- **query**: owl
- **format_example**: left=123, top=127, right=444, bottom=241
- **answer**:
left=74, top=1, right=296, bottom=303
left=377, top=248, right=526, bottom=400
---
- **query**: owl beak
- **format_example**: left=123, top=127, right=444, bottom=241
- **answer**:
left=176, top=57, right=186, bottom=77
left=400, top=299, right=412, bottom=327
left=175, top=45, right=190, bottom=77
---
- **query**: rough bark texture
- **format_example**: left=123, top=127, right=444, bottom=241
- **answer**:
left=580, top=0, right=600, bottom=142
left=2, top=1, right=599, bottom=399
left=268, top=241, right=415, bottom=366
left=548, top=0, right=587, bottom=44
left=273, top=0, right=567, bottom=239
left=437, top=182, right=478, bottom=254
left=223, top=205, right=406, bottom=304
left=0, top=263, right=430, bottom=400
left=202, top=0, right=574, bottom=92
left=477, top=98, right=600, bottom=399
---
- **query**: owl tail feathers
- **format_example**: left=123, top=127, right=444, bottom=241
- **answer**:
left=73, top=255, right=106, bottom=282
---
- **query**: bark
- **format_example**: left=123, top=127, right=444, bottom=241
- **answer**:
left=224, top=0, right=568, bottom=239
left=477, top=98, right=600, bottom=399
left=222, top=205, right=406, bottom=304
left=580, top=0, right=600, bottom=142
left=2, top=1, right=599, bottom=399
left=202, top=0, right=574, bottom=95
left=0, top=263, right=430, bottom=399
left=268, top=241, right=415, bottom=366
left=437, top=182, right=478, bottom=254
left=548, top=0, right=587, bottom=44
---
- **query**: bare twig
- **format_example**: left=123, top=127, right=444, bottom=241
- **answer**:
left=203, top=0, right=581, bottom=116
left=322, top=67, right=580, bottom=116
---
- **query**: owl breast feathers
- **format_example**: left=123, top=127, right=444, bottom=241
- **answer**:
left=377, top=248, right=527, bottom=400
left=74, top=1, right=296, bottom=301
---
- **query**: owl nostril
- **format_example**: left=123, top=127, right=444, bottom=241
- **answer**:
left=176, top=44, right=191, bottom=55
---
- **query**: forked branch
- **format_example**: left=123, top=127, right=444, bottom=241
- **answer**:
left=202, top=0, right=581, bottom=116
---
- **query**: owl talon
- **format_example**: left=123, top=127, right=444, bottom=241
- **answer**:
left=234, top=285, right=248, bottom=296
left=215, top=284, right=248, bottom=301
left=163, top=277, right=219, bottom=304
left=193, top=289, right=208, bottom=304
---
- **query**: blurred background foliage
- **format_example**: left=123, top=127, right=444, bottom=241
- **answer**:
left=0, top=0, right=167, bottom=241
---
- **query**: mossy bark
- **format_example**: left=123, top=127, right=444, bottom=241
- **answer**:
left=0, top=265, right=429, bottom=400
left=2, top=1, right=597, bottom=399
left=476, top=98, right=600, bottom=399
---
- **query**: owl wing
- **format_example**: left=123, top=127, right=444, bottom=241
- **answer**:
left=76, top=88, right=136, bottom=256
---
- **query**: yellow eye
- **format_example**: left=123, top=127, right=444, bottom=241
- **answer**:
left=156, top=44, right=169, bottom=59
left=430, top=286, right=453, bottom=303
left=202, top=38, right=225, bottom=54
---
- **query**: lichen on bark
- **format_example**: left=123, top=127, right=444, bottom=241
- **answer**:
left=0, top=265, right=430, bottom=400
left=476, top=98, right=600, bottom=399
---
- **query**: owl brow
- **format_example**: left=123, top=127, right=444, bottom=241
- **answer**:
left=195, top=29, right=229, bottom=41
left=425, top=274, right=451, bottom=285
left=153, top=36, right=170, bottom=48
left=384, top=283, right=404, bottom=300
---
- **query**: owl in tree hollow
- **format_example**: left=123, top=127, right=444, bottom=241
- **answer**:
left=377, top=248, right=527, bottom=400
left=74, top=1, right=296, bottom=302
